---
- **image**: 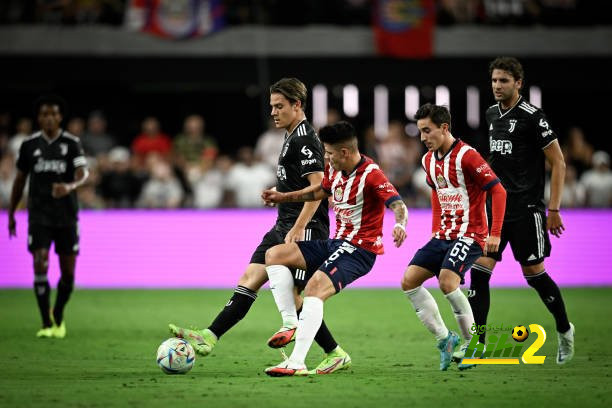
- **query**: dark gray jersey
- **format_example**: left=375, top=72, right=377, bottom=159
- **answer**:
left=16, top=130, right=87, bottom=226
left=275, top=119, right=329, bottom=234
left=485, top=96, right=557, bottom=221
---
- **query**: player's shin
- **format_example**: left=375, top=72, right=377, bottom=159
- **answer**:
left=289, top=296, right=323, bottom=367
left=208, top=285, right=257, bottom=338
left=53, top=273, right=74, bottom=325
left=404, top=286, right=449, bottom=341
left=526, top=271, right=570, bottom=333
left=445, top=287, right=475, bottom=342
left=266, top=265, right=298, bottom=327
left=468, top=264, right=492, bottom=343
left=34, top=275, right=52, bottom=327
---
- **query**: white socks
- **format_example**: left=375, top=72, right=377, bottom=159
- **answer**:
left=289, top=296, right=323, bottom=367
left=266, top=265, right=298, bottom=327
left=405, top=286, right=449, bottom=341
left=445, top=287, right=474, bottom=342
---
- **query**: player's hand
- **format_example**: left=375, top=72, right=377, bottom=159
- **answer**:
left=284, top=225, right=306, bottom=243
left=262, top=188, right=285, bottom=206
left=52, top=183, right=72, bottom=198
left=546, top=211, right=565, bottom=238
left=392, top=224, right=407, bottom=247
left=8, top=214, right=16, bottom=238
left=484, top=235, right=501, bottom=257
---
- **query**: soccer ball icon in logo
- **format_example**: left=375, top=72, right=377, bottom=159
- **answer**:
left=511, top=325, right=529, bottom=342
left=156, top=337, right=196, bottom=374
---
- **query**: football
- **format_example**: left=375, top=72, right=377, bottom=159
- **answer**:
left=511, top=325, right=529, bottom=342
left=156, top=337, right=196, bottom=374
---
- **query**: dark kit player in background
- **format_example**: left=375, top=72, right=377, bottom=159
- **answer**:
left=8, top=95, right=89, bottom=338
left=466, top=57, right=575, bottom=364
left=170, top=78, right=352, bottom=374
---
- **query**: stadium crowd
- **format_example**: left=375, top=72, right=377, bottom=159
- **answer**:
left=0, top=109, right=610, bottom=210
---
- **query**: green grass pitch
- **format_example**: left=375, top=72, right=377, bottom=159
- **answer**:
left=1, top=288, right=611, bottom=408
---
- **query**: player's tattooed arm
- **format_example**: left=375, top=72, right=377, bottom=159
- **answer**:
left=52, top=166, right=89, bottom=198
left=389, top=199, right=408, bottom=247
left=261, top=183, right=329, bottom=205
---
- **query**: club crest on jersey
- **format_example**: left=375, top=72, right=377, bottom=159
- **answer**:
left=276, top=165, right=287, bottom=180
left=334, top=186, right=344, bottom=202
left=436, top=175, right=447, bottom=188
left=508, top=119, right=517, bottom=133
left=60, top=143, right=68, bottom=156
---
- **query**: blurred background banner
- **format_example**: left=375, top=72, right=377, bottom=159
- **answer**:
left=373, top=0, right=435, bottom=58
left=1, top=209, right=609, bottom=288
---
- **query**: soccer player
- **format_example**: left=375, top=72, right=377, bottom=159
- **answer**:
left=170, top=78, right=349, bottom=374
left=8, top=95, right=89, bottom=338
left=466, top=57, right=575, bottom=364
left=401, top=104, right=507, bottom=371
left=261, top=121, right=409, bottom=376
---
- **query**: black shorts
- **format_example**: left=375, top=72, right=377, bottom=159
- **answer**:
left=28, top=223, right=80, bottom=255
left=250, top=225, right=328, bottom=287
left=488, top=209, right=551, bottom=266
left=296, top=239, right=377, bottom=293
left=409, top=237, right=483, bottom=284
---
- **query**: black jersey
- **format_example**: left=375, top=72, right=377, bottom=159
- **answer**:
left=275, top=119, right=329, bottom=234
left=16, top=130, right=87, bottom=227
left=486, top=96, right=557, bottom=221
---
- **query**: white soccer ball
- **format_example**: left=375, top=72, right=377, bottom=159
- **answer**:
left=156, top=337, right=196, bottom=374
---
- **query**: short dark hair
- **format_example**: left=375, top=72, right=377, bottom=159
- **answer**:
left=34, top=94, right=67, bottom=117
left=270, top=78, right=307, bottom=110
left=414, top=103, right=451, bottom=131
left=489, top=56, right=524, bottom=81
left=319, top=121, right=357, bottom=147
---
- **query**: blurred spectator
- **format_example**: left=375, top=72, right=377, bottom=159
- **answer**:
left=8, top=118, right=33, bottom=158
left=376, top=121, right=414, bottom=195
left=545, top=164, right=585, bottom=208
left=82, top=110, right=116, bottom=157
left=226, top=147, right=275, bottom=208
left=254, top=119, right=285, bottom=170
left=67, top=117, right=85, bottom=139
left=0, top=154, right=16, bottom=208
left=580, top=151, right=612, bottom=207
left=131, top=116, right=172, bottom=158
left=563, top=126, right=593, bottom=177
left=137, top=154, right=183, bottom=208
left=193, top=155, right=233, bottom=208
left=437, top=0, right=480, bottom=25
left=172, top=114, right=218, bottom=167
left=410, top=166, right=432, bottom=208
left=480, top=0, right=541, bottom=25
left=361, top=125, right=379, bottom=162
left=99, top=146, right=142, bottom=207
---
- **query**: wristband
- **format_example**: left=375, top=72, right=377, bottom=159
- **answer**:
left=547, top=209, right=560, bottom=212
left=394, top=223, right=406, bottom=231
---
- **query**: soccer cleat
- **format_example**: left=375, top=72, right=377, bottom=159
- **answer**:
left=267, top=326, right=297, bottom=349
left=36, top=327, right=54, bottom=338
left=454, top=343, right=477, bottom=371
left=437, top=331, right=460, bottom=371
left=169, top=324, right=217, bottom=356
left=556, top=322, right=575, bottom=365
left=265, top=360, right=309, bottom=377
left=52, top=321, right=66, bottom=339
left=310, top=346, right=352, bottom=374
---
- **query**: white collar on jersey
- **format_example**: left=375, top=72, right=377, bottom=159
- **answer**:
left=497, top=95, right=522, bottom=118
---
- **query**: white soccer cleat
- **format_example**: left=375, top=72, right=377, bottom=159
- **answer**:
left=556, top=322, right=575, bottom=365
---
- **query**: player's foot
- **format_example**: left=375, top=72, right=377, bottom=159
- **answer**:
left=52, top=321, right=66, bottom=339
left=453, top=343, right=477, bottom=371
left=267, top=326, right=297, bottom=349
left=310, top=346, right=352, bottom=374
left=36, top=327, right=54, bottom=338
left=437, top=331, right=459, bottom=371
left=169, top=324, right=217, bottom=356
left=556, top=322, right=575, bottom=365
left=265, top=360, right=309, bottom=377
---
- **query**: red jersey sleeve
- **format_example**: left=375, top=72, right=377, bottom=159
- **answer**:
left=366, top=168, right=402, bottom=207
left=321, top=163, right=333, bottom=194
left=462, top=149, right=500, bottom=191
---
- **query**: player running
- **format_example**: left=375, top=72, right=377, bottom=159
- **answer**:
left=401, top=104, right=506, bottom=371
left=261, top=121, right=409, bottom=376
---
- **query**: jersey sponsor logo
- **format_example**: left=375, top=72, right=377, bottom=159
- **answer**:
left=438, top=192, right=464, bottom=210
left=300, top=146, right=313, bottom=158
left=436, top=174, right=447, bottom=188
left=541, top=129, right=553, bottom=137
left=538, top=119, right=549, bottom=129
left=508, top=119, right=517, bottom=133
left=33, top=158, right=67, bottom=174
left=490, top=138, right=513, bottom=155
left=60, top=143, right=68, bottom=156
left=335, top=207, right=354, bottom=223
left=276, top=165, right=287, bottom=180
left=301, top=158, right=317, bottom=165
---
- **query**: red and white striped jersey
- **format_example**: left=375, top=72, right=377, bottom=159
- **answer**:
left=321, top=156, right=401, bottom=255
left=422, top=139, right=500, bottom=248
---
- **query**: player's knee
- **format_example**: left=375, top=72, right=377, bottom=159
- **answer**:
left=303, top=273, right=331, bottom=298
left=238, top=266, right=267, bottom=290
left=521, top=263, right=544, bottom=277
left=264, top=246, right=283, bottom=265
left=438, top=277, right=458, bottom=294
left=33, top=251, right=49, bottom=273
left=401, top=272, right=417, bottom=291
